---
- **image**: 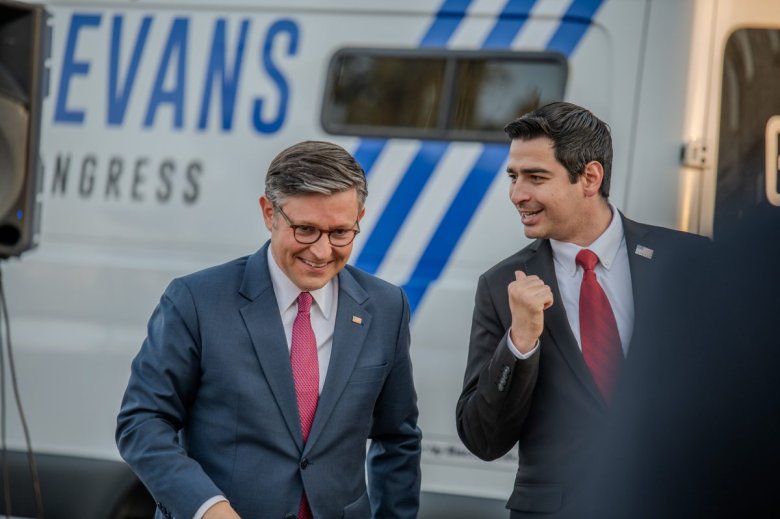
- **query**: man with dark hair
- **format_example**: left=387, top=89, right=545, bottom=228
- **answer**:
left=117, top=141, right=421, bottom=519
left=456, top=102, right=708, bottom=517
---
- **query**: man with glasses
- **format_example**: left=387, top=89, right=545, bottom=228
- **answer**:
left=117, top=141, right=421, bottom=519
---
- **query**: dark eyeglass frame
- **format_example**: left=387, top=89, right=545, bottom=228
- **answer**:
left=275, top=205, right=361, bottom=247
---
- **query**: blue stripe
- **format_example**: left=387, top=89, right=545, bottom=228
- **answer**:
left=403, top=144, right=508, bottom=312
left=483, top=0, right=538, bottom=49
left=357, top=0, right=531, bottom=277
left=353, top=138, right=386, bottom=178
left=421, top=0, right=473, bottom=47
left=404, top=0, right=603, bottom=314
left=355, top=141, right=449, bottom=274
left=546, top=0, right=605, bottom=56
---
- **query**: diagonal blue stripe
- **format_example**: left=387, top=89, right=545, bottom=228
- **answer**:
left=403, top=144, right=508, bottom=312
left=483, top=0, right=538, bottom=49
left=404, top=0, right=603, bottom=315
left=353, top=138, right=386, bottom=178
left=421, top=0, right=473, bottom=47
left=546, top=0, right=605, bottom=56
left=355, top=141, right=449, bottom=274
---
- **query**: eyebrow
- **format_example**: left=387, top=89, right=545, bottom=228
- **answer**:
left=283, top=212, right=358, bottom=230
left=506, top=166, right=552, bottom=175
left=293, top=220, right=355, bottom=230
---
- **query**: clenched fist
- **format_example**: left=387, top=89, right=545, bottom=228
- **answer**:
left=508, top=271, right=553, bottom=354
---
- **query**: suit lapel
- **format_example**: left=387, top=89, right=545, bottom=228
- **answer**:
left=620, top=214, right=654, bottom=354
left=304, top=268, right=371, bottom=454
left=524, top=240, right=604, bottom=404
left=238, top=244, right=304, bottom=451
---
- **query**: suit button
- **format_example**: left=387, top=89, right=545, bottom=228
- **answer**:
left=300, top=457, right=310, bottom=469
left=285, top=514, right=297, bottom=519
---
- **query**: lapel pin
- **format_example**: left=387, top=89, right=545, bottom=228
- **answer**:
left=635, top=245, right=654, bottom=259
left=352, top=316, right=363, bottom=325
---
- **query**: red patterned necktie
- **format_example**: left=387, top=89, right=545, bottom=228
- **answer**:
left=291, top=292, right=318, bottom=519
left=576, top=249, right=623, bottom=403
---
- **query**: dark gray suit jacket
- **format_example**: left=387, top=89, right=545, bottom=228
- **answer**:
left=456, top=214, right=708, bottom=518
left=116, top=242, right=421, bottom=519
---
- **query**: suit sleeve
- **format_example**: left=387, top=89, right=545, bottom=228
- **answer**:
left=366, top=288, right=422, bottom=519
left=116, top=279, right=223, bottom=519
left=456, top=274, right=540, bottom=461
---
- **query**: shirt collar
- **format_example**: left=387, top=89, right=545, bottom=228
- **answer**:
left=266, top=246, right=335, bottom=319
left=550, top=204, right=624, bottom=276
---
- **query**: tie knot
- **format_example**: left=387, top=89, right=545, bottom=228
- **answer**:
left=576, top=249, right=599, bottom=271
left=297, top=292, right=313, bottom=314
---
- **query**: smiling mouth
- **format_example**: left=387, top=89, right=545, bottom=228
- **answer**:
left=518, top=208, right=543, bottom=225
left=299, top=257, right=329, bottom=269
left=519, top=208, right=543, bottom=220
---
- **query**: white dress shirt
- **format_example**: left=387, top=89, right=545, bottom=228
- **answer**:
left=266, top=246, right=338, bottom=392
left=194, top=248, right=339, bottom=519
left=508, top=205, right=634, bottom=358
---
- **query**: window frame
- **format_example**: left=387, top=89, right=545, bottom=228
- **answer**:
left=320, top=47, right=568, bottom=143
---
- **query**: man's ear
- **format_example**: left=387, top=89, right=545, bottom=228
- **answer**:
left=581, top=161, right=605, bottom=197
left=259, top=195, right=274, bottom=231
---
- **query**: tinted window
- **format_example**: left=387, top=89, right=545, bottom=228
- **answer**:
left=322, top=49, right=567, bottom=142
left=715, top=28, right=780, bottom=235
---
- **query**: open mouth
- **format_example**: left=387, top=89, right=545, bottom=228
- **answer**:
left=519, top=208, right=542, bottom=223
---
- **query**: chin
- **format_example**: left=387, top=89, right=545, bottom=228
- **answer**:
left=523, top=227, right=543, bottom=239
left=297, top=280, right=326, bottom=291
left=298, top=273, right=334, bottom=291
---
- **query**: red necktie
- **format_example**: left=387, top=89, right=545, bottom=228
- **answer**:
left=576, top=249, right=623, bottom=402
left=291, top=292, right=318, bottom=519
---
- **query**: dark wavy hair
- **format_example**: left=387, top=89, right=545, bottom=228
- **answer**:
left=504, top=102, right=613, bottom=198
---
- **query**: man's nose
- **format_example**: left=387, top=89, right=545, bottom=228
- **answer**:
left=510, top=181, right=530, bottom=205
left=308, top=232, right=332, bottom=257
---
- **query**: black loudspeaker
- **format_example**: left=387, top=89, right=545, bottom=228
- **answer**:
left=0, top=1, right=48, bottom=259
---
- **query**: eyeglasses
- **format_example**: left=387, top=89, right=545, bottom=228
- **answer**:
left=276, top=205, right=360, bottom=247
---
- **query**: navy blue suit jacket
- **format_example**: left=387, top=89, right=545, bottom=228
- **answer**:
left=117, top=243, right=421, bottom=519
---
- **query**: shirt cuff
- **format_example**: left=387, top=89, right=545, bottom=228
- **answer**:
left=193, top=496, right=228, bottom=519
left=506, top=332, right=540, bottom=359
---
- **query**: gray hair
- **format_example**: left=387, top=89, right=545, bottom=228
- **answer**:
left=265, top=140, right=368, bottom=207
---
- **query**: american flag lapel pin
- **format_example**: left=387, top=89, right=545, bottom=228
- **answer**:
left=352, top=315, right=363, bottom=325
left=635, top=245, right=654, bottom=259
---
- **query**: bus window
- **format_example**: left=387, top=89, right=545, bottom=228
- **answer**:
left=322, top=49, right=566, bottom=142
left=714, top=28, right=780, bottom=235
left=327, top=54, right=446, bottom=131
left=449, top=58, right=566, bottom=138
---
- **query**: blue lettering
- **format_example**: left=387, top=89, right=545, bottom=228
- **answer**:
left=54, top=13, right=101, bottom=124
left=252, top=19, right=298, bottom=134
left=108, top=15, right=153, bottom=125
left=144, top=17, right=189, bottom=129
left=198, top=19, right=250, bottom=131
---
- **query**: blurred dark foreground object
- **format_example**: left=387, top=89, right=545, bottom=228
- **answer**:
left=0, top=451, right=154, bottom=519
left=584, top=206, right=780, bottom=519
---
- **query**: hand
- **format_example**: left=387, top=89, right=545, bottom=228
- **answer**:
left=203, top=501, right=241, bottom=519
left=508, top=271, right=553, bottom=354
